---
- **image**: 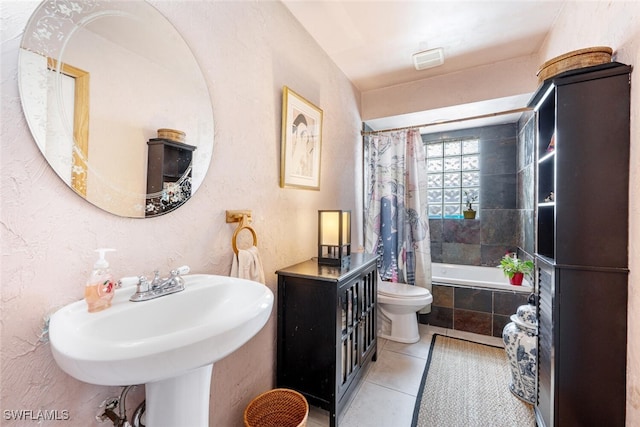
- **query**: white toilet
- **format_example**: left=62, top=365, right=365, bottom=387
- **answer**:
left=377, top=275, right=433, bottom=344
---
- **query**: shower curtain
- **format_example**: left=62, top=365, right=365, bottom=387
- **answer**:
left=364, top=128, right=432, bottom=313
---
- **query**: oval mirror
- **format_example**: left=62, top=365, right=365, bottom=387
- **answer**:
left=18, top=0, right=214, bottom=218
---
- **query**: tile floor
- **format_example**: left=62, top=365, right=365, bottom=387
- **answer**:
left=306, top=324, right=504, bottom=427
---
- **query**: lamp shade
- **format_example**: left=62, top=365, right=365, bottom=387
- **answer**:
left=318, top=210, right=351, bottom=266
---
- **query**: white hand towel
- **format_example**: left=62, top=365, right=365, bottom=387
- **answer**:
left=230, top=246, right=265, bottom=284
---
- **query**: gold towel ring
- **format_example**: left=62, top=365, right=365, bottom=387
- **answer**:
left=232, top=215, right=258, bottom=255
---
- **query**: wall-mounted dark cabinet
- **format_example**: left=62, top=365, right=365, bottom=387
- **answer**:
left=145, top=138, right=196, bottom=217
left=529, top=62, right=631, bottom=427
left=276, top=254, right=378, bottom=427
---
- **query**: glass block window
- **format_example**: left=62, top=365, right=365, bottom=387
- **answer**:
left=425, top=138, right=480, bottom=218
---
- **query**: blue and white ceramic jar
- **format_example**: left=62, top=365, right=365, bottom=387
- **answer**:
left=503, top=303, right=537, bottom=404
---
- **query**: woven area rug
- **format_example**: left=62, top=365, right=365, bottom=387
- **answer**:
left=411, top=334, right=535, bottom=427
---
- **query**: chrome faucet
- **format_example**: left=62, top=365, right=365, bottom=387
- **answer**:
left=129, top=266, right=190, bottom=302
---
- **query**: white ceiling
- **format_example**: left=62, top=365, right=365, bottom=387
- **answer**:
left=282, top=0, right=566, bottom=132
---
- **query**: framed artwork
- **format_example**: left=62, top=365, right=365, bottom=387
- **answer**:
left=280, top=86, right=323, bottom=190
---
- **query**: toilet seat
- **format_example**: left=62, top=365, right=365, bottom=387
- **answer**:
left=378, top=280, right=430, bottom=299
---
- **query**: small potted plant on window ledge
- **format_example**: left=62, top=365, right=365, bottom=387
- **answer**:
left=463, top=191, right=478, bottom=219
left=498, top=252, right=534, bottom=286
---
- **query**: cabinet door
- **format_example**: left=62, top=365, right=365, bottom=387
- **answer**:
left=359, top=267, right=377, bottom=362
left=536, top=261, right=554, bottom=427
left=338, top=276, right=360, bottom=401
left=555, top=268, right=628, bottom=426
left=277, top=276, right=336, bottom=404
left=554, top=74, right=630, bottom=268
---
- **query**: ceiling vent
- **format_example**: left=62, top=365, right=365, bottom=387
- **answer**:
left=412, top=48, right=445, bottom=71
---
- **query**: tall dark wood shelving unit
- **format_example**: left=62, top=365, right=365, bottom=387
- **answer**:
left=529, top=62, right=631, bottom=427
left=145, top=138, right=196, bottom=217
left=276, top=254, right=378, bottom=427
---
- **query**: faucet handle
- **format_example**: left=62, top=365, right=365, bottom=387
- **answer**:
left=117, top=276, right=140, bottom=289
left=151, top=270, right=161, bottom=285
left=171, top=266, right=190, bottom=276
left=128, top=276, right=153, bottom=302
left=138, top=276, right=150, bottom=293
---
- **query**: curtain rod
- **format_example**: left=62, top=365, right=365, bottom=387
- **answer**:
left=361, top=107, right=533, bottom=135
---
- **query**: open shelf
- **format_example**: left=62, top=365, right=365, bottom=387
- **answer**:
left=535, top=86, right=556, bottom=260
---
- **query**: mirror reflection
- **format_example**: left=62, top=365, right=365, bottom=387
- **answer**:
left=19, top=0, right=214, bottom=218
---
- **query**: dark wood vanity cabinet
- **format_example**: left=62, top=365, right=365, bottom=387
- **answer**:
left=276, top=254, right=378, bottom=427
left=529, top=62, right=630, bottom=427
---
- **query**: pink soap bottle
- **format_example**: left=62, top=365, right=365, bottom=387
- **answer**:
left=85, top=249, right=116, bottom=313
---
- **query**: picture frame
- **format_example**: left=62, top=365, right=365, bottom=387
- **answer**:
left=280, top=86, right=323, bottom=190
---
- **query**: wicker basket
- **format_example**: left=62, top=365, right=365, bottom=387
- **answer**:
left=157, top=128, right=186, bottom=143
left=244, top=388, right=309, bottom=427
left=537, top=46, right=613, bottom=84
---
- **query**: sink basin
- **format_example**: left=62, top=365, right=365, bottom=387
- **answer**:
left=49, top=274, right=274, bottom=426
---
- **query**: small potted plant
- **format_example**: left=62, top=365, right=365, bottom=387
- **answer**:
left=463, top=191, right=478, bottom=219
left=498, top=252, right=534, bottom=286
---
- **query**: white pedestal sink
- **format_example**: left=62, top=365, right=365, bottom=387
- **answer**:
left=146, top=365, right=213, bottom=426
left=48, top=275, right=274, bottom=427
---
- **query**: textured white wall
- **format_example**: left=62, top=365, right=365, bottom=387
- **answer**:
left=1, top=1, right=362, bottom=425
left=537, top=1, right=640, bottom=424
left=361, top=54, right=540, bottom=121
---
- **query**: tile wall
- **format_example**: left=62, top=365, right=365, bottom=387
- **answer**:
left=424, top=123, right=521, bottom=267
left=427, top=284, right=531, bottom=337
left=517, top=111, right=536, bottom=260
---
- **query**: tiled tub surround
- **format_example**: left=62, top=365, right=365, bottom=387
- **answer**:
left=426, top=284, right=530, bottom=337
left=419, top=263, right=532, bottom=337
left=424, top=123, right=523, bottom=267
left=421, top=121, right=537, bottom=337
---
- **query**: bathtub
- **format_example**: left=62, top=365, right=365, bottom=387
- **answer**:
left=431, top=262, right=533, bottom=293
left=427, top=262, right=533, bottom=337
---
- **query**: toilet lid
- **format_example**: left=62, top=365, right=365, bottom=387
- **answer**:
left=378, top=280, right=430, bottom=298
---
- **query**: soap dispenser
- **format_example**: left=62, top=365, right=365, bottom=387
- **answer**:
left=85, top=248, right=116, bottom=313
